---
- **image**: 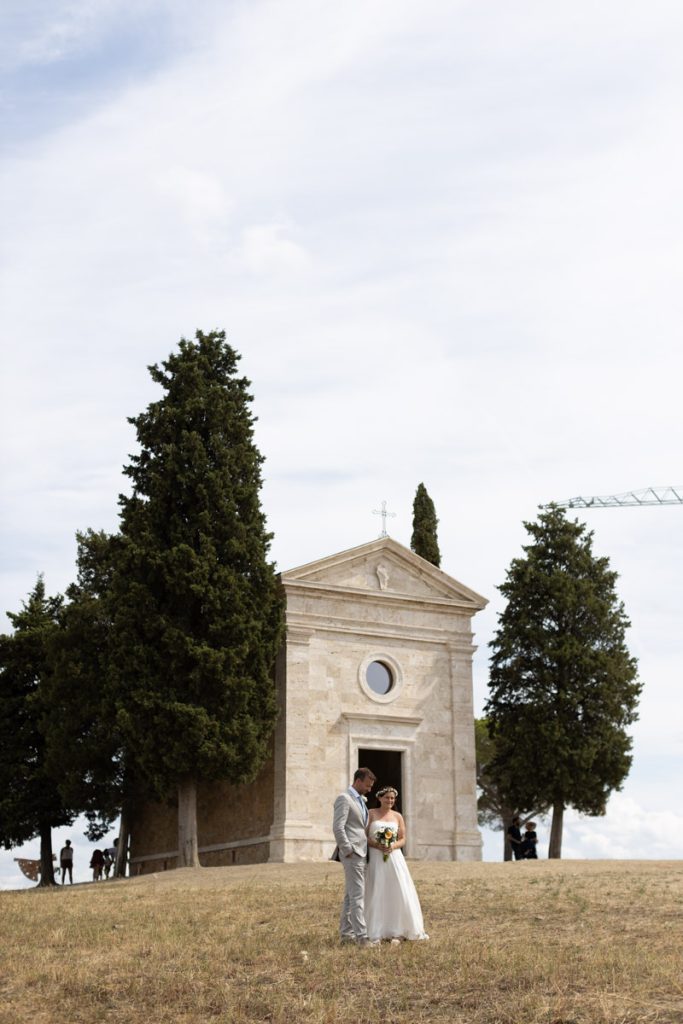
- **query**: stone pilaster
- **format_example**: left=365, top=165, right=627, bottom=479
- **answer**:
left=448, top=640, right=483, bottom=860
left=269, top=626, right=315, bottom=861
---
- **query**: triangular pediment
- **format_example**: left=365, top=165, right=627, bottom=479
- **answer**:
left=281, top=538, right=487, bottom=610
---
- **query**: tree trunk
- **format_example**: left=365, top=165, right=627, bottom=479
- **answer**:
left=114, top=807, right=130, bottom=878
left=502, top=806, right=515, bottom=861
left=37, top=822, right=56, bottom=887
left=177, top=776, right=200, bottom=868
left=548, top=801, right=564, bottom=858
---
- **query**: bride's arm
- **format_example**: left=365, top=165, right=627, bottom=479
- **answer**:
left=391, top=813, right=407, bottom=851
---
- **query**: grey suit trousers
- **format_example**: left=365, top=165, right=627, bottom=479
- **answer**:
left=339, top=852, right=367, bottom=941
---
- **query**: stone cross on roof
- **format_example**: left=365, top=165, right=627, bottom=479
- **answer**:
left=372, top=500, right=396, bottom=538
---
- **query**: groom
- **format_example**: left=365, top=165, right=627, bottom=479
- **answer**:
left=332, top=767, right=377, bottom=946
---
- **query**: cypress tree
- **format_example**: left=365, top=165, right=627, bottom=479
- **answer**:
left=0, top=578, right=74, bottom=885
left=485, top=506, right=641, bottom=857
left=110, top=330, right=284, bottom=867
left=411, top=483, right=441, bottom=567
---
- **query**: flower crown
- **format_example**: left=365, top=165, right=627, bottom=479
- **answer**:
left=376, top=786, right=398, bottom=799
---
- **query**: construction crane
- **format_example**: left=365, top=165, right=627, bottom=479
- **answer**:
left=556, top=486, right=683, bottom=510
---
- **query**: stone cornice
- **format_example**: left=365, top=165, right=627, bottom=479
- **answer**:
left=341, top=711, right=423, bottom=726
left=285, top=613, right=477, bottom=650
left=283, top=577, right=484, bottom=614
left=285, top=625, right=314, bottom=646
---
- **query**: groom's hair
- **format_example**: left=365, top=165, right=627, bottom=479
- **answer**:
left=354, top=767, right=376, bottom=783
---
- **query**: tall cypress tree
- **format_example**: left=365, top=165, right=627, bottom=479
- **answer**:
left=485, top=506, right=641, bottom=858
left=110, top=330, right=284, bottom=867
left=0, top=578, right=74, bottom=885
left=411, top=483, right=441, bottom=567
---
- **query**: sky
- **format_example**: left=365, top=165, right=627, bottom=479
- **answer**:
left=1, top=0, right=682, bottom=888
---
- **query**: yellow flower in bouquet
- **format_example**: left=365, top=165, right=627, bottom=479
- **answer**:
left=374, top=825, right=397, bottom=862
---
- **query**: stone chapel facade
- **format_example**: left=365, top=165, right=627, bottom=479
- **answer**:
left=129, top=537, right=487, bottom=872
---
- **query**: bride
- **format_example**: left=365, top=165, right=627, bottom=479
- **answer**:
left=365, top=785, right=429, bottom=942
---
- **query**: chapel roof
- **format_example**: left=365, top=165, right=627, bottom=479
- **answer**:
left=280, top=536, right=487, bottom=612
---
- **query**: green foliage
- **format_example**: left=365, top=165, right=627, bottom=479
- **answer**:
left=475, top=718, right=505, bottom=829
left=475, top=717, right=548, bottom=859
left=44, top=531, right=128, bottom=840
left=485, top=505, right=641, bottom=825
left=0, top=578, right=74, bottom=858
left=109, top=330, right=285, bottom=798
left=411, top=483, right=441, bottom=567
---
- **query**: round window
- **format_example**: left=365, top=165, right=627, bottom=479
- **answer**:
left=365, top=660, right=393, bottom=696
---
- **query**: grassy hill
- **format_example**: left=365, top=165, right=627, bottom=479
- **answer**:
left=1, top=859, right=681, bottom=1024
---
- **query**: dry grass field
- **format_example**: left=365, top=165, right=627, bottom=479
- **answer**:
left=1, top=859, right=682, bottom=1024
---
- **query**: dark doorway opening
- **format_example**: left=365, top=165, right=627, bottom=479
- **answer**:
left=358, top=748, right=403, bottom=812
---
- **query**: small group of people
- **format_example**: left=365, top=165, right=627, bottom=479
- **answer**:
left=58, top=838, right=120, bottom=883
left=506, top=816, right=539, bottom=860
left=332, top=767, right=429, bottom=946
left=89, top=843, right=118, bottom=881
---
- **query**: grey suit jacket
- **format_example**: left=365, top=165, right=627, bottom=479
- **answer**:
left=332, top=790, right=368, bottom=860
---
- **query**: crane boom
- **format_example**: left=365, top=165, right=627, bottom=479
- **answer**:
left=557, top=486, right=683, bottom=509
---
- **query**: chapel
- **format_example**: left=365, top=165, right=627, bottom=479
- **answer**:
left=128, top=536, right=487, bottom=871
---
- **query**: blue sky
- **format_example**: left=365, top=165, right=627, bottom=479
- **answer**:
left=2, top=0, right=683, bottom=887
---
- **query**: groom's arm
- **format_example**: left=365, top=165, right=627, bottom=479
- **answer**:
left=333, top=795, right=353, bottom=858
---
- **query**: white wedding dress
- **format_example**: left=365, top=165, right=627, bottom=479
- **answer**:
left=365, top=819, right=429, bottom=941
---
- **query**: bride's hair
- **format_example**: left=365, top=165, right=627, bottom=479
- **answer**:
left=376, top=786, right=398, bottom=799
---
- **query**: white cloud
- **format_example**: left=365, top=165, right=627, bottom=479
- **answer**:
left=562, top=796, right=683, bottom=860
left=241, top=224, right=311, bottom=276
left=157, top=166, right=232, bottom=239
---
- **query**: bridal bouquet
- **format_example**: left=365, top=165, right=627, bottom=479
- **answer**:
left=374, top=824, right=397, bottom=862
